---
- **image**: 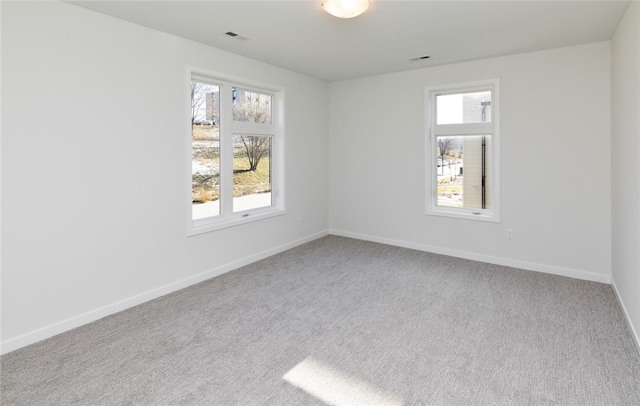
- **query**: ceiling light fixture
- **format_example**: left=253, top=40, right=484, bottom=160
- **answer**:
left=322, top=0, right=370, bottom=19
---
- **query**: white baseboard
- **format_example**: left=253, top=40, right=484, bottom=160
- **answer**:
left=329, top=229, right=611, bottom=284
left=611, top=277, right=640, bottom=354
left=1, top=230, right=329, bottom=355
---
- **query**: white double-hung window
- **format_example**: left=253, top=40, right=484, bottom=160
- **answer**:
left=425, top=79, right=500, bottom=222
left=188, top=68, right=285, bottom=235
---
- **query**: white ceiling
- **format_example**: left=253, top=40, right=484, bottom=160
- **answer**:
left=69, top=0, right=631, bottom=82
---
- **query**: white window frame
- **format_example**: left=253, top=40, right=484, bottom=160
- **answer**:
left=425, top=79, right=500, bottom=222
left=187, top=67, right=285, bottom=236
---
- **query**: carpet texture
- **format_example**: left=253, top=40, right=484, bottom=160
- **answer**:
left=2, top=236, right=640, bottom=405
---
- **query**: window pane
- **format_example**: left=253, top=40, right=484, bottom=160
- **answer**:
left=192, top=80, right=220, bottom=220
left=233, top=134, right=272, bottom=212
left=436, top=91, right=491, bottom=124
left=436, top=135, right=491, bottom=210
left=232, top=88, right=272, bottom=124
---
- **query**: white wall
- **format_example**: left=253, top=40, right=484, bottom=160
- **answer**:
left=1, top=1, right=329, bottom=353
left=1, top=1, right=628, bottom=355
left=612, top=1, right=640, bottom=347
left=329, top=42, right=612, bottom=282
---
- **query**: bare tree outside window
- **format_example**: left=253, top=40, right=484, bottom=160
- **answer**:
left=191, top=80, right=220, bottom=218
left=437, top=137, right=455, bottom=175
left=237, top=135, right=271, bottom=172
left=233, top=88, right=272, bottom=172
left=232, top=89, right=271, bottom=124
left=191, top=81, right=209, bottom=124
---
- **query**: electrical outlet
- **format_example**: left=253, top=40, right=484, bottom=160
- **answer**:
left=506, top=229, right=514, bottom=239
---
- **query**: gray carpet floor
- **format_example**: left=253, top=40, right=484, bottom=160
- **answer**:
left=2, top=236, right=640, bottom=405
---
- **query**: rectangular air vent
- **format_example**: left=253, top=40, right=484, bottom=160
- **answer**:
left=225, top=31, right=249, bottom=40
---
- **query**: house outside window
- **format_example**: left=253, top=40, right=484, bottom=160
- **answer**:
left=425, top=79, right=500, bottom=222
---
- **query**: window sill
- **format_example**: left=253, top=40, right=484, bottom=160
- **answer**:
left=426, top=207, right=500, bottom=223
left=188, top=207, right=286, bottom=236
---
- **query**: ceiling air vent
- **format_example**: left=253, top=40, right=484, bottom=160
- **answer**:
left=224, top=31, right=249, bottom=40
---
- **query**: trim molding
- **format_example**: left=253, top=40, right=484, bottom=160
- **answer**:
left=611, top=276, right=640, bottom=355
left=329, top=229, right=611, bottom=284
left=1, top=230, right=329, bottom=355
